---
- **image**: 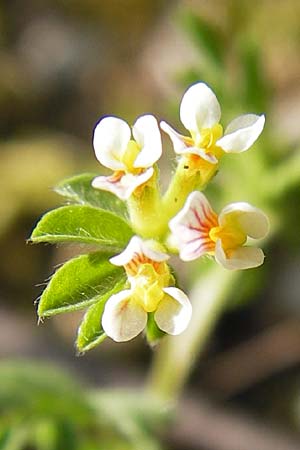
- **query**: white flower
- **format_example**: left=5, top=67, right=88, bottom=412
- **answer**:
left=169, top=191, right=269, bottom=270
left=161, top=82, right=265, bottom=165
left=92, top=115, right=162, bottom=200
left=102, top=236, right=192, bottom=342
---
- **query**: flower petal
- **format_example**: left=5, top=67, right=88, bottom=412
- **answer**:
left=160, top=120, right=217, bottom=162
left=219, top=202, right=269, bottom=239
left=102, top=290, right=147, bottom=342
left=92, top=168, right=153, bottom=201
left=169, top=191, right=217, bottom=261
left=216, top=114, right=265, bottom=153
left=110, top=235, right=169, bottom=266
left=180, top=82, right=221, bottom=133
left=215, top=239, right=265, bottom=270
left=154, top=287, right=192, bottom=335
left=93, top=116, right=131, bottom=170
left=132, top=115, right=162, bottom=168
left=160, top=121, right=188, bottom=153
left=177, top=146, right=218, bottom=163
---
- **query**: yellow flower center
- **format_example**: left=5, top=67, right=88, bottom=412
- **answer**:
left=182, top=124, right=224, bottom=185
left=121, top=140, right=141, bottom=173
left=209, top=224, right=247, bottom=252
left=191, top=123, right=223, bottom=157
left=125, top=257, right=171, bottom=313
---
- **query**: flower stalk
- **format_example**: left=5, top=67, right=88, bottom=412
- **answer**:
left=162, top=157, right=201, bottom=223
left=127, top=166, right=166, bottom=238
left=147, top=264, right=240, bottom=400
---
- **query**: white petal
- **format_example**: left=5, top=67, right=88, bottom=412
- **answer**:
left=216, top=114, right=265, bottom=153
left=154, top=287, right=192, bottom=335
left=92, top=168, right=153, bottom=201
left=93, top=116, right=131, bottom=170
left=180, top=82, right=221, bottom=133
left=219, top=202, right=269, bottom=239
left=102, top=290, right=147, bottom=342
left=132, top=115, right=162, bottom=168
left=169, top=191, right=217, bottom=260
left=176, top=238, right=213, bottom=262
left=160, top=121, right=188, bottom=153
left=160, top=121, right=217, bottom=163
left=215, top=239, right=265, bottom=270
left=177, top=146, right=218, bottom=163
left=110, top=236, right=169, bottom=266
left=170, top=191, right=214, bottom=231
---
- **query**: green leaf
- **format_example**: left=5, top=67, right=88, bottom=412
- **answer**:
left=180, top=11, right=224, bottom=68
left=55, top=173, right=128, bottom=219
left=38, top=252, right=126, bottom=317
left=76, top=279, right=126, bottom=353
left=30, top=205, right=133, bottom=249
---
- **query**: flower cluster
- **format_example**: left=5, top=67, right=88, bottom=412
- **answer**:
left=92, top=82, right=269, bottom=343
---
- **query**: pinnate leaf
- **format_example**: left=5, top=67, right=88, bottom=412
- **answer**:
left=55, top=173, right=128, bottom=219
left=30, top=205, right=133, bottom=249
left=38, top=252, right=126, bottom=317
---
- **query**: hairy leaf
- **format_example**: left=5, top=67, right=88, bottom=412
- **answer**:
left=55, top=173, right=128, bottom=219
left=38, top=252, right=126, bottom=317
left=30, top=205, right=133, bottom=249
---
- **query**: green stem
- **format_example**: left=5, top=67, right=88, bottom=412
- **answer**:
left=127, top=166, right=166, bottom=239
left=127, top=156, right=219, bottom=241
left=162, top=158, right=201, bottom=222
left=146, top=264, right=239, bottom=400
left=162, top=157, right=218, bottom=226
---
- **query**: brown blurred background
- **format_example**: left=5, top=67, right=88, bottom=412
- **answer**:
left=1, top=1, right=300, bottom=449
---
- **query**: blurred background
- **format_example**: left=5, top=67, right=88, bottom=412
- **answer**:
left=1, top=0, right=300, bottom=449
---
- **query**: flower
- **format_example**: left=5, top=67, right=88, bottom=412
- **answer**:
left=92, top=115, right=162, bottom=200
left=169, top=191, right=269, bottom=270
left=160, top=82, right=265, bottom=167
left=102, top=236, right=192, bottom=342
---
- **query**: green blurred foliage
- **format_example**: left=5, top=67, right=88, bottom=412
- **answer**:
left=0, top=361, right=167, bottom=450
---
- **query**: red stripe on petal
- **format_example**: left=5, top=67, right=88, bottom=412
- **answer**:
left=203, top=204, right=218, bottom=227
left=191, top=207, right=209, bottom=231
